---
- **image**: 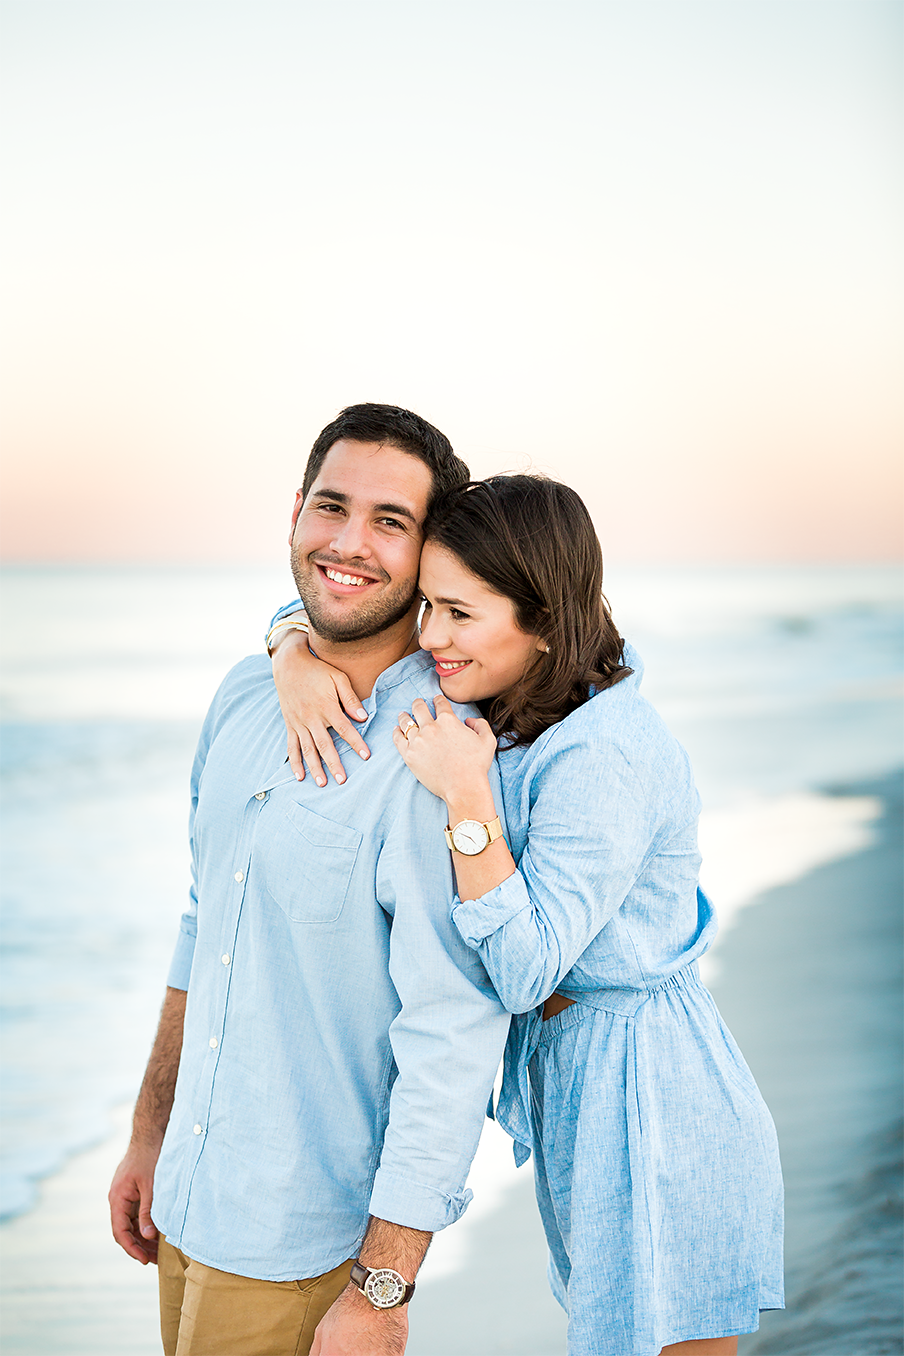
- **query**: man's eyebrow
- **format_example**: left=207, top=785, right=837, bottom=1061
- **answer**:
left=375, top=501, right=419, bottom=524
left=310, top=489, right=419, bottom=525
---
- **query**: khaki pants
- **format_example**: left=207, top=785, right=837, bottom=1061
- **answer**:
left=158, top=1237, right=354, bottom=1356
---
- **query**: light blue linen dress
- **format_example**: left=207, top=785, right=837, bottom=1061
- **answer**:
left=452, top=646, right=784, bottom=1356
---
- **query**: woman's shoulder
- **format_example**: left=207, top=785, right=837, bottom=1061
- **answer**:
left=513, top=661, right=688, bottom=784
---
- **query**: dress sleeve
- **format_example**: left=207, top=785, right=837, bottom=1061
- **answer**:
left=265, top=599, right=305, bottom=642
left=451, top=728, right=664, bottom=1012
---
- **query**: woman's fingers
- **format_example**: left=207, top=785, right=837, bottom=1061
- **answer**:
left=287, top=730, right=306, bottom=782
left=297, top=733, right=327, bottom=788
left=335, top=674, right=369, bottom=724
left=330, top=714, right=371, bottom=763
left=310, top=723, right=350, bottom=785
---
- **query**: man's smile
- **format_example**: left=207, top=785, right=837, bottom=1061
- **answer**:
left=314, top=560, right=383, bottom=593
left=324, top=566, right=371, bottom=587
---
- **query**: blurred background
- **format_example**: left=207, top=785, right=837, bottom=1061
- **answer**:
left=1, top=2, right=901, bottom=1353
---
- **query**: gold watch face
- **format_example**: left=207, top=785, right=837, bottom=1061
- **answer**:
left=450, top=820, right=489, bottom=855
left=364, top=1268, right=408, bottom=1308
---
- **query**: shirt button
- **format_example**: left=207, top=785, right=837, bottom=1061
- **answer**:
left=209, top=1037, right=218, bottom=1049
left=234, top=870, right=244, bottom=883
left=221, top=954, right=231, bottom=965
left=255, top=791, right=266, bottom=801
left=193, top=1124, right=203, bottom=1135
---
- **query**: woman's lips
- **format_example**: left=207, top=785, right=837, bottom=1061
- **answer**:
left=433, top=657, right=472, bottom=674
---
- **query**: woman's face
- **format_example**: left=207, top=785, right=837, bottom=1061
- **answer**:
left=417, top=541, right=546, bottom=703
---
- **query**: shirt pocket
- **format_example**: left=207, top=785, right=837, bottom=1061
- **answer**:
left=260, top=801, right=363, bottom=923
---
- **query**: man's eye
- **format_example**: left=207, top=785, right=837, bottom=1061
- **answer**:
left=379, top=518, right=405, bottom=530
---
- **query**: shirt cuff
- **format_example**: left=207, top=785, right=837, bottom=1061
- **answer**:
left=166, top=926, right=196, bottom=990
left=368, top=1169, right=473, bottom=1233
left=451, top=873, right=531, bottom=947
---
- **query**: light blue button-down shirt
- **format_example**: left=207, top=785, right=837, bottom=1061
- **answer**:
left=152, top=648, right=510, bottom=1282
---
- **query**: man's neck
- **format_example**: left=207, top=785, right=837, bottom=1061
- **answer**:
left=307, top=613, right=422, bottom=700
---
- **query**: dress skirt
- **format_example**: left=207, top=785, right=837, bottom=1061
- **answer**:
left=526, top=965, right=784, bottom=1356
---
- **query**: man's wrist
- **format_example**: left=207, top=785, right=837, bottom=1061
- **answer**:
left=350, top=1261, right=415, bottom=1309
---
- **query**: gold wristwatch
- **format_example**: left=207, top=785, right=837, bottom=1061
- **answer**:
left=444, top=816, right=504, bottom=856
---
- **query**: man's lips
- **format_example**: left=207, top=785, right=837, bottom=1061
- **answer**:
left=315, top=563, right=380, bottom=591
left=433, top=656, right=472, bottom=674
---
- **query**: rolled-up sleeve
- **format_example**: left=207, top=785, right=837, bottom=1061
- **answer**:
left=451, top=731, right=664, bottom=1013
left=370, top=775, right=510, bottom=1231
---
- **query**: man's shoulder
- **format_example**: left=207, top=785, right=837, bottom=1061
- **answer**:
left=211, top=652, right=273, bottom=702
left=201, top=653, right=275, bottom=734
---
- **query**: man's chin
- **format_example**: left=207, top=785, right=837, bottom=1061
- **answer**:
left=301, top=596, right=419, bottom=646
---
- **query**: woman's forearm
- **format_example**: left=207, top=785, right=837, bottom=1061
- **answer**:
left=443, top=782, right=517, bottom=903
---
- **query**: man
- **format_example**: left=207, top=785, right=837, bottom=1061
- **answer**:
left=109, top=404, right=511, bottom=1356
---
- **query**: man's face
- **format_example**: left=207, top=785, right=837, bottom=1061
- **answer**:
left=289, top=439, right=433, bottom=644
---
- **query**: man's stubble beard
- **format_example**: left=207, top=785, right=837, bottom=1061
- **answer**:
left=291, top=552, right=420, bottom=644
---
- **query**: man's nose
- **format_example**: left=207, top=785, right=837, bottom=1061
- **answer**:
left=330, top=516, right=371, bottom=560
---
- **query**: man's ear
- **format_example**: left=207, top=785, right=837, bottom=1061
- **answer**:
left=288, top=490, right=305, bottom=547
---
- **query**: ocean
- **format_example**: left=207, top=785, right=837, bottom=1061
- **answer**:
left=0, top=561, right=901, bottom=1346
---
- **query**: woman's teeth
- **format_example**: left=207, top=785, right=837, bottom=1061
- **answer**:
left=325, top=568, right=369, bottom=587
left=437, top=660, right=471, bottom=672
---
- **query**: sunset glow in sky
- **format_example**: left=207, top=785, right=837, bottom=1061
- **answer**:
left=1, top=0, right=901, bottom=563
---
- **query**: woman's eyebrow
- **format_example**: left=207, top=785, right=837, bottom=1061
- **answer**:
left=433, top=594, right=473, bottom=608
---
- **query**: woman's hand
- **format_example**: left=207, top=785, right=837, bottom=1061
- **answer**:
left=271, top=631, right=370, bottom=785
left=392, top=694, right=497, bottom=804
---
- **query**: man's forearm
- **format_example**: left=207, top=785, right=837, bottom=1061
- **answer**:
left=310, top=1217, right=431, bottom=1354
left=131, top=985, right=186, bottom=1146
left=109, top=985, right=186, bottom=1264
left=357, top=1215, right=432, bottom=1283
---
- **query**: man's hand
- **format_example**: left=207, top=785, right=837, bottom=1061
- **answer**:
left=310, top=1284, right=408, bottom=1355
left=109, top=1139, right=162, bottom=1264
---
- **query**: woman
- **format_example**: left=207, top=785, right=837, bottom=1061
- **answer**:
left=270, top=475, right=784, bottom=1356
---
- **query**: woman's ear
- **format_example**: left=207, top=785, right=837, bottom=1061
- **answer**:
left=535, top=637, right=551, bottom=654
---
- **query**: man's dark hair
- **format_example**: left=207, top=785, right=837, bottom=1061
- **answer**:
left=425, top=474, right=632, bottom=747
left=302, top=404, right=469, bottom=510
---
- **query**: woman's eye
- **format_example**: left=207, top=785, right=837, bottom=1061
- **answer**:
left=450, top=609, right=469, bottom=622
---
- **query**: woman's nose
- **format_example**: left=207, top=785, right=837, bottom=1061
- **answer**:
left=418, top=608, right=446, bottom=650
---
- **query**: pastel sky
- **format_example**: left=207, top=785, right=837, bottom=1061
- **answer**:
left=1, top=0, right=901, bottom=563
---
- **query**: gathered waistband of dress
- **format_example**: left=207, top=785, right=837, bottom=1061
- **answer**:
left=538, top=960, right=705, bottom=1035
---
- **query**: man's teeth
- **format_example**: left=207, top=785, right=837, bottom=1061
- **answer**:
left=325, top=568, right=369, bottom=587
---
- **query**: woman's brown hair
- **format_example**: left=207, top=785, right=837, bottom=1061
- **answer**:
left=424, top=474, right=631, bottom=747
